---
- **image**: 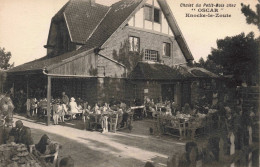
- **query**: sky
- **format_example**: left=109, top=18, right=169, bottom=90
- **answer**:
left=0, top=0, right=259, bottom=66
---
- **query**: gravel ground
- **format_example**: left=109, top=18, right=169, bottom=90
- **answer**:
left=12, top=115, right=185, bottom=167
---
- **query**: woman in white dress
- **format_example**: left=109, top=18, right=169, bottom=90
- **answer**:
left=69, top=97, right=80, bottom=119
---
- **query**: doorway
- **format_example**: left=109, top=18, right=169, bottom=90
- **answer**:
left=161, top=84, right=174, bottom=101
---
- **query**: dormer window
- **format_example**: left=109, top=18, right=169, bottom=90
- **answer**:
left=144, top=5, right=161, bottom=24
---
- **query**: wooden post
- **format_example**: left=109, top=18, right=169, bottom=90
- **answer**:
left=46, top=76, right=51, bottom=126
left=230, top=132, right=235, bottom=167
left=248, top=126, right=252, bottom=145
left=26, top=75, right=29, bottom=99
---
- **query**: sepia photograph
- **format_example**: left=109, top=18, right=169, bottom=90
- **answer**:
left=0, top=0, right=259, bottom=166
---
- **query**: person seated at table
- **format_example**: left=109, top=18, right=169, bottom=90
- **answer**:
left=183, top=103, right=192, bottom=115
left=34, top=134, right=56, bottom=154
left=69, top=97, right=81, bottom=119
left=77, top=98, right=84, bottom=107
left=115, top=107, right=124, bottom=127
left=103, top=103, right=109, bottom=112
left=39, top=98, right=48, bottom=117
left=165, top=106, right=172, bottom=116
left=120, top=101, right=127, bottom=111
left=171, top=102, right=179, bottom=116
left=83, top=101, right=88, bottom=110
left=110, top=103, right=118, bottom=111
left=94, top=103, right=101, bottom=115
left=9, top=120, right=34, bottom=149
left=33, top=134, right=60, bottom=163
left=149, top=106, right=157, bottom=118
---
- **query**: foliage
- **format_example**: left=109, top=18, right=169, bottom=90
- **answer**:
left=241, top=0, right=260, bottom=30
left=113, top=39, right=143, bottom=73
left=0, top=47, right=14, bottom=70
left=193, top=57, right=223, bottom=75
left=208, top=32, right=259, bottom=85
left=88, top=65, right=98, bottom=76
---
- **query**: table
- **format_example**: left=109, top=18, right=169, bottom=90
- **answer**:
left=156, top=111, right=219, bottom=140
left=131, top=106, right=144, bottom=120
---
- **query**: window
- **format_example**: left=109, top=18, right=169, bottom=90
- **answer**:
left=154, top=8, right=160, bottom=23
left=129, top=36, right=140, bottom=52
left=144, top=6, right=161, bottom=23
left=163, top=43, right=171, bottom=57
left=145, top=49, right=158, bottom=61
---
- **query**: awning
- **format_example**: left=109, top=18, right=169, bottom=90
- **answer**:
left=128, top=62, right=220, bottom=81
left=128, top=62, right=193, bottom=80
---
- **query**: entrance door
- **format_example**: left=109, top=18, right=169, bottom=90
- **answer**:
left=161, top=84, right=174, bottom=101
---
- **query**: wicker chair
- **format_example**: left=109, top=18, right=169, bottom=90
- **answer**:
left=110, top=114, right=118, bottom=133
left=29, top=142, right=60, bottom=166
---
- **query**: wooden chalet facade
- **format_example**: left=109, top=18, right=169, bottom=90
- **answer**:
left=6, top=0, right=219, bottom=125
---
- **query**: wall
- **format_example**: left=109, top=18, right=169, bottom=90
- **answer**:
left=46, top=20, right=76, bottom=56
left=52, top=78, right=98, bottom=105
left=99, top=26, right=187, bottom=77
left=97, top=78, right=127, bottom=104
left=128, top=0, right=174, bottom=36
left=49, top=52, right=97, bottom=76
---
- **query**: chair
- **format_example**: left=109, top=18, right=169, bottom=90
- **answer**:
left=164, top=117, right=186, bottom=140
left=29, top=142, right=60, bottom=166
left=187, top=118, right=205, bottom=140
left=110, top=114, right=118, bottom=133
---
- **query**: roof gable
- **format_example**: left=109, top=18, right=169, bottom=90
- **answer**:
left=49, top=0, right=109, bottom=44
left=157, top=0, right=193, bottom=61
left=83, top=0, right=145, bottom=49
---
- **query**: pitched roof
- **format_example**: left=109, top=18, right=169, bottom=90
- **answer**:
left=83, top=0, right=144, bottom=49
left=7, top=48, right=88, bottom=74
left=157, top=0, right=193, bottom=61
left=128, top=62, right=220, bottom=80
left=62, top=0, right=109, bottom=43
left=184, top=67, right=220, bottom=78
left=9, top=0, right=195, bottom=74
left=128, top=62, right=193, bottom=80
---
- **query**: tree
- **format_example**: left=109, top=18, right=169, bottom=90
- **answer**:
left=241, top=0, right=260, bottom=30
left=0, top=47, right=14, bottom=70
left=193, top=57, right=223, bottom=75
left=208, top=32, right=259, bottom=85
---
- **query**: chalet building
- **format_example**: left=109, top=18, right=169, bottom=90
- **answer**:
left=7, top=0, right=219, bottom=123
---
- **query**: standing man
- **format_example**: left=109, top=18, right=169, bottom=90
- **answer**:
left=61, top=92, right=69, bottom=122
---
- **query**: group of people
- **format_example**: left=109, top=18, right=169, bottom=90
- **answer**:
left=2, top=120, right=74, bottom=166
left=83, top=100, right=132, bottom=132
left=51, top=92, right=133, bottom=133
left=144, top=97, right=200, bottom=118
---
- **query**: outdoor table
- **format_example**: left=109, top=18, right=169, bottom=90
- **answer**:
left=131, top=106, right=145, bottom=120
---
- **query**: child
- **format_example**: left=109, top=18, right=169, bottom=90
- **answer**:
left=52, top=100, right=61, bottom=125
left=84, top=105, right=92, bottom=130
